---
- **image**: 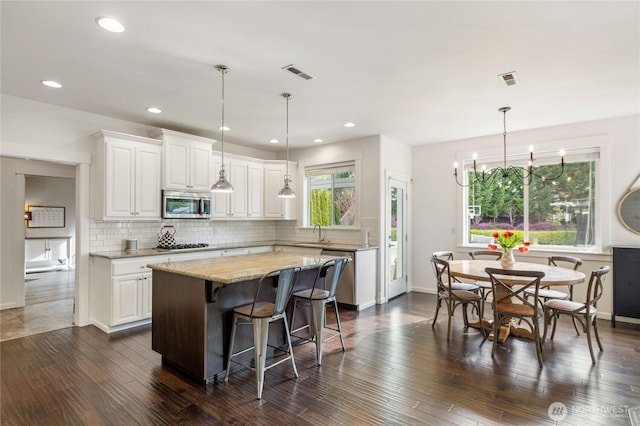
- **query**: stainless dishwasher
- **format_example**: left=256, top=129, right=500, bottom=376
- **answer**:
left=321, top=250, right=355, bottom=307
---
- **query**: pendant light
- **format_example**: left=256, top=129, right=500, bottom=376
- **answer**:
left=211, top=65, right=234, bottom=193
left=278, top=93, right=296, bottom=198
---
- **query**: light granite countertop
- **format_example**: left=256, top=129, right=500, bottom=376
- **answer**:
left=147, top=251, right=339, bottom=284
left=90, top=241, right=377, bottom=259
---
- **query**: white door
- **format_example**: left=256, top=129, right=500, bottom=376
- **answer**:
left=388, top=177, right=408, bottom=299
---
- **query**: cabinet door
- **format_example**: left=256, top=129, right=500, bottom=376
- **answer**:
left=105, top=141, right=136, bottom=217
left=135, top=143, right=162, bottom=218
left=264, top=165, right=285, bottom=218
left=189, top=142, right=212, bottom=191
left=141, top=273, right=152, bottom=319
left=48, top=239, right=69, bottom=265
left=229, top=161, right=247, bottom=218
left=247, top=162, right=264, bottom=218
left=25, top=239, right=47, bottom=262
left=163, top=140, right=190, bottom=190
left=112, top=275, right=141, bottom=325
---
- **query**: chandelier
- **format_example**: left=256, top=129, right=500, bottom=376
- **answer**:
left=453, top=107, right=565, bottom=187
left=211, top=65, right=234, bottom=193
left=277, top=93, right=296, bottom=198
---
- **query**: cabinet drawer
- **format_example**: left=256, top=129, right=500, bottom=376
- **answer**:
left=112, top=255, right=168, bottom=275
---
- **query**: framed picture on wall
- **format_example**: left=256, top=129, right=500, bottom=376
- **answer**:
left=26, top=206, right=66, bottom=228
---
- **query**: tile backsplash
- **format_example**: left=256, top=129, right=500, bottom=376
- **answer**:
left=90, top=217, right=379, bottom=252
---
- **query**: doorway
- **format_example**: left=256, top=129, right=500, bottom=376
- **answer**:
left=387, top=176, right=409, bottom=300
left=0, top=168, right=76, bottom=341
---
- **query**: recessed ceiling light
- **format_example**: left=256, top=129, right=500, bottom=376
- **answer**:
left=96, top=17, right=125, bottom=33
left=41, top=80, right=62, bottom=88
left=269, top=139, right=279, bottom=144
left=219, top=126, right=230, bottom=132
left=313, top=138, right=323, bottom=143
left=146, top=107, right=162, bottom=114
left=343, top=122, right=355, bottom=128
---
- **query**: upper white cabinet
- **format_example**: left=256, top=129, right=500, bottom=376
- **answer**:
left=211, top=156, right=248, bottom=218
left=92, top=131, right=162, bottom=220
left=264, top=161, right=297, bottom=220
left=150, top=129, right=213, bottom=191
left=247, top=162, right=264, bottom=218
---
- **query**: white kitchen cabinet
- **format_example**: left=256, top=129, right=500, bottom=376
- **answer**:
left=264, top=162, right=297, bottom=220
left=92, top=131, right=162, bottom=220
left=211, top=156, right=249, bottom=218
left=112, top=273, right=151, bottom=326
left=25, top=237, right=71, bottom=272
left=155, top=130, right=213, bottom=191
left=247, top=161, right=264, bottom=218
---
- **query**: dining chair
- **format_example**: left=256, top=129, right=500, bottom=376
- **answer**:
left=432, top=251, right=479, bottom=292
left=525, top=255, right=583, bottom=334
left=290, top=257, right=349, bottom=366
left=225, top=266, right=301, bottom=399
left=431, top=256, right=485, bottom=341
left=485, top=267, right=546, bottom=367
left=543, top=266, right=610, bottom=364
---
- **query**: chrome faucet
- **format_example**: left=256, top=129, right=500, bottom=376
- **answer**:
left=313, top=224, right=325, bottom=243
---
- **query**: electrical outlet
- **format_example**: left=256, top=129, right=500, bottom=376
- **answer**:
left=107, top=231, right=120, bottom=239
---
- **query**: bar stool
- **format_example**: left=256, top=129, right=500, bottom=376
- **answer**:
left=290, top=257, right=349, bottom=365
left=225, top=266, right=301, bottom=399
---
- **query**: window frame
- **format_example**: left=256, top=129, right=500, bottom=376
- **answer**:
left=302, top=160, right=360, bottom=228
left=458, top=135, right=610, bottom=254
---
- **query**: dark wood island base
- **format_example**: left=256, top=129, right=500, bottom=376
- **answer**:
left=149, top=252, right=336, bottom=383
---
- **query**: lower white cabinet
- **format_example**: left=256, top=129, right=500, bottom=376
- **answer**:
left=111, top=272, right=152, bottom=326
left=25, top=237, right=71, bottom=272
left=90, top=255, right=165, bottom=332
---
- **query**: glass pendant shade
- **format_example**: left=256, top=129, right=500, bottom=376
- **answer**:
left=278, top=93, right=296, bottom=198
left=212, top=64, right=234, bottom=193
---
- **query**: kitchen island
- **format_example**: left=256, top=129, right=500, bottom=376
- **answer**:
left=147, top=251, right=338, bottom=383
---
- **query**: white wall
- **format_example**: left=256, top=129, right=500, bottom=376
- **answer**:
left=25, top=176, right=76, bottom=239
left=411, top=114, right=640, bottom=320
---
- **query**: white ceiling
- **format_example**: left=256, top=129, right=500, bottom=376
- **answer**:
left=1, top=1, right=638, bottom=151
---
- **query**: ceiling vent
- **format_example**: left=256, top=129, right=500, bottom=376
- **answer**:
left=282, top=64, right=315, bottom=80
left=498, top=71, right=518, bottom=86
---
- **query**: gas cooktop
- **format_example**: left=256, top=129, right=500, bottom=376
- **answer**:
left=156, top=243, right=210, bottom=251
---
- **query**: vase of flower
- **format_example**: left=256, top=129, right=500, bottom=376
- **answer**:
left=500, top=247, right=516, bottom=269
left=488, top=231, right=530, bottom=269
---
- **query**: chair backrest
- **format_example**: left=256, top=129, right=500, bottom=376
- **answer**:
left=430, top=256, right=452, bottom=293
left=584, top=266, right=609, bottom=309
left=432, top=251, right=454, bottom=261
left=316, top=257, right=349, bottom=298
left=548, top=255, right=583, bottom=271
left=469, top=250, right=502, bottom=260
left=485, top=268, right=545, bottom=310
left=252, top=266, right=301, bottom=317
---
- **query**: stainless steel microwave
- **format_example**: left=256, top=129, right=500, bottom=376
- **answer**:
left=162, top=190, right=211, bottom=219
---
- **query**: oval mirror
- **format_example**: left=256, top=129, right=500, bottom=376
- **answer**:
left=617, top=186, right=640, bottom=235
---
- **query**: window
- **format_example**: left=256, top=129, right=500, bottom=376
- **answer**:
left=465, top=148, right=599, bottom=251
left=305, top=162, right=357, bottom=226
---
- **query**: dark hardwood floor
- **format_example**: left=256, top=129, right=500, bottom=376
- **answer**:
left=1, top=292, right=639, bottom=425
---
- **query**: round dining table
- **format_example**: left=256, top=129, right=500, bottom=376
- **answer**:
left=448, top=259, right=586, bottom=286
left=447, top=259, right=586, bottom=342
